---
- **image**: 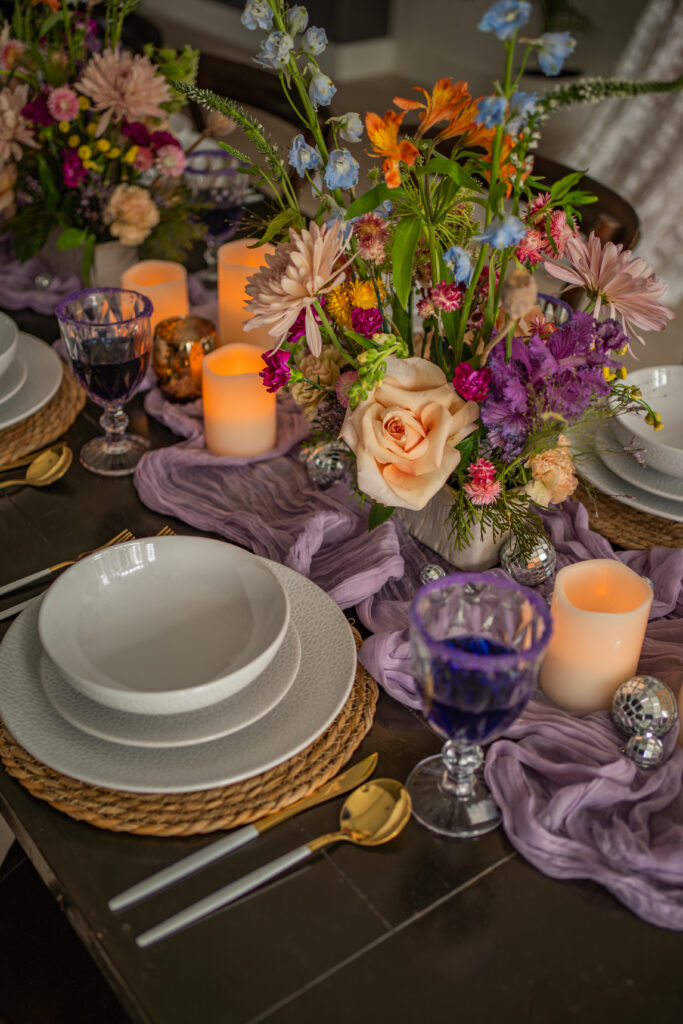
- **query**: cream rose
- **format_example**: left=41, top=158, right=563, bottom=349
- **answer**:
left=290, top=346, right=345, bottom=420
left=104, top=184, right=160, bottom=246
left=340, top=356, right=479, bottom=511
left=526, top=434, right=578, bottom=506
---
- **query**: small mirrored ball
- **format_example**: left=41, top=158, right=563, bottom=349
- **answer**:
left=500, top=533, right=557, bottom=586
left=623, top=732, right=664, bottom=769
left=611, top=675, right=678, bottom=738
left=420, top=564, right=447, bottom=585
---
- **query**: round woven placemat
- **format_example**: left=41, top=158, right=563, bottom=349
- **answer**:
left=574, top=484, right=683, bottom=550
left=0, top=632, right=378, bottom=836
left=0, top=363, right=85, bottom=465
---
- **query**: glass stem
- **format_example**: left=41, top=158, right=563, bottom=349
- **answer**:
left=439, top=740, right=483, bottom=798
left=100, top=407, right=128, bottom=441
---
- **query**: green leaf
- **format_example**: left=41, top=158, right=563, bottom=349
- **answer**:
left=57, top=227, right=89, bottom=251
left=391, top=300, right=412, bottom=351
left=38, top=11, right=65, bottom=36
left=392, top=217, right=422, bottom=310
left=368, top=501, right=395, bottom=531
left=420, top=156, right=481, bottom=193
left=345, top=183, right=395, bottom=220
left=549, top=170, right=586, bottom=200
left=562, top=189, right=598, bottom=206
left=255, top=207, right=297, bottom=246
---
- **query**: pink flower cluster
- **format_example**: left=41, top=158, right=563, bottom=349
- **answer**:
left=462, top=458, right=502, bottom=506
left=353, top=212, right=389, bottom=265
left=351, top=306, right=383, bottom=338
left=417, top=281, right=465, bottom=318
left=517, top=192, right=576, bottom=266
left=260, top=349, right=291, bottom=393
left=453, top=362, right=491, bottom=401
left=121, top=122, right=185, bottom=176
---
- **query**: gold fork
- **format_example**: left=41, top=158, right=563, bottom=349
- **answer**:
left=0, top=528, right=134, bottom=600
left=156, top=526, right=176, bottom=536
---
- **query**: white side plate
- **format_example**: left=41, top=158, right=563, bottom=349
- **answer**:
left=0, top=334, right=62, bottom=431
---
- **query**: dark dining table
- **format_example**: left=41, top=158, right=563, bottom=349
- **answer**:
left=0, top=307, right=681, bottom=1024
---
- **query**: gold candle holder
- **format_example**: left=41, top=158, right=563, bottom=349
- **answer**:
left=153, top=316, right=218, bottom=401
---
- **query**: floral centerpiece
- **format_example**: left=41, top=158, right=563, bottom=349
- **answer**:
left=0, top=0, right=204, bottom=281
left=178, top=0, right=679, bottom=559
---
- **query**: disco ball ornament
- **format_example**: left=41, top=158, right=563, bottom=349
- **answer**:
left=611, top=676, right=678, bottom=738
left=499, top=532, right=557, bottom=586
left=300, top=440, right=351, bottom=488
left=623, top=732, right=665, bottom=770
left=420, top=564, right=447, bottom=585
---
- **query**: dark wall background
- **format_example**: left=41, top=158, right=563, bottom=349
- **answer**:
left=218, top=0, right=392, bottom=42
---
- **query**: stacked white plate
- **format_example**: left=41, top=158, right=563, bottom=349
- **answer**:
left=579, top=366, right=683, bottom=524
left=0, top=312, right=63, bottom=430
left=0, top=537, right=357, bottom=792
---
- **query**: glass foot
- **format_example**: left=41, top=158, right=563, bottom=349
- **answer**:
left=406, top=753, right=501, bottom=838
left=79, top=434, right=151, bottom=477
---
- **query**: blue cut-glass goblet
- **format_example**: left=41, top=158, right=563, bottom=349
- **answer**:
left=55, top=288, right=153, bottom=477
left=408, top=572, right=552, bottom=838
left=184, top=149, right=252, bottom=285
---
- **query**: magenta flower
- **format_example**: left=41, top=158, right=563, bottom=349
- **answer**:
left=48, top=86, right=79, bottom=122
left=22, top=91, right=54, bottom=127
left=453, top=362, right=491, bottom=401
left=149, top=130, right=179, bottom=151
left=122, top=120, right=150, bottom=146
left=259, top=349, right=291, bottom=392
left=287, top=296, right=324, bottom=343
left=351, top=306, right=382, bottom=338
left=430, top=281, right=464, bottom=312
left=62, top=149, right=87, bottom=189
left=462, top=458, right=502, bottom=506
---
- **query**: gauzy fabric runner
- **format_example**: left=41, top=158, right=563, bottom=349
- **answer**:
left=134, top=391, right=683, bottom=930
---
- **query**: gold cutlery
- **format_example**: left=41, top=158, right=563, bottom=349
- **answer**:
left=0, top=446, right=72, bottom=491
left=0, top=528, right=134, bottom=600
left=136, top=777, right=410, bottom=947
left=109, top=753, right=379, bottom=913
left=156, top=526, right=176, bottom=536
left=0, top=443, right=70, bottom=474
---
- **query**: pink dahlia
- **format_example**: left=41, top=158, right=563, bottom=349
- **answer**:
left=353, top=212, right=390, bottom=265
left=544, top=231, right=674, bottom=345
left=244, top=221, right=351, bottom=357
left=462, top=458, right=502, bottom=506
left=76, top=48, right=171, bottom=135
left=0, top=84, right=38, bottom=164
left=155, top=143, right=186, bottom=178
left=335, top=369, right=359, bottom=409
left=430, top=281, right=463, bottom=312
left=48, top=86, right=79, bottom=122
left=453, top=362, right=491, bottom=401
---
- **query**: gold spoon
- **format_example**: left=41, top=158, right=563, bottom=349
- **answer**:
left=0, top=443, right=70, bottom=474
left=136, top=779, right=412, bottom=947
left=0, top=446, right=73, bottom=490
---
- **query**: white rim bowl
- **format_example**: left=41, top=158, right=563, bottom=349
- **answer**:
left=38, top=536, right=290, bottom=714
left=612, top=366, right=683, bottom=480
left=0, top=311, right=18, bottom=380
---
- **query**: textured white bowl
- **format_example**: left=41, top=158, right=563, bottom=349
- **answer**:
left=612, top=366, right=683, bottom=480
left=38, top=537, right=289, bottom=714
left=0, top=311, right=18, bottom=380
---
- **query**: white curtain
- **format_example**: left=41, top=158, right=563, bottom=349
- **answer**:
left=560, top=0, right=683, bottom=303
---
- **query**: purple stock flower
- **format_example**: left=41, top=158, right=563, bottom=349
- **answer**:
left=351, top=306, right=383, bottom=338
left=260, top=349, right=291, bottom=393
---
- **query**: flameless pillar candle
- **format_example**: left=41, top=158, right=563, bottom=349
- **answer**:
left=121, top=261, right=189, bottom=331
left=202, top=343, right=276, bottom=456
left=539, top=559, right=653, bottom=714
left=217, top=239, right=274, bottom=347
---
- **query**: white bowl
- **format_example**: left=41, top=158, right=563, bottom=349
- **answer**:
left=38, top=537, right=290, bottom=714
left=612, top=366, right=683, bottom=480
left=0, top=312, right=18, bottom=380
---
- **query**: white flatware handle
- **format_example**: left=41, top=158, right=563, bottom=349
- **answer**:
left=0, top=567, right=53, bottom=599
left=109, top=825, right=260, bottom=912
left=136, top=843, right=313, bottom=948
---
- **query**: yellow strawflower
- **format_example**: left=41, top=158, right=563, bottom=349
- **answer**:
left=86, top=123, right=97, bottom=136
left=77, top=145, right=92, bottom=160
left=122, top=146, right=138, bottom=163
left=58, top=121, right=70, bottom=133
left=326, top=283, right=353, bottom=328
left=78, top=96, right=90, bottom=110
left=96, top=139, right=111, bottom=152
left=109, top=147, right=121, bottom=159
left=67, top=135, right=80, bottom=148
left=347, top=280, right=379, bottom=309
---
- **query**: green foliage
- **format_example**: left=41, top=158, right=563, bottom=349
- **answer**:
left=145, top=45, right=199, bottom=112
left=391, top=218, right=422, bottom=310
left=140, top=201, right=206, bottom=263
left=369, top=502, right=395, bottom=531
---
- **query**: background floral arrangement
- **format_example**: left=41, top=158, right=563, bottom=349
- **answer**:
left=178, top=0, right=680, bottom=554
left=0, top=0, right=204, bottom=281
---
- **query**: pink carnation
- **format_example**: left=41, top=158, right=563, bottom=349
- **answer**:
left=430, top=281, right=463, bottom=312
left=353, top=212, right=390, bottom=265
left=134, top=145, right=154, bottom=171
left=462, top=458, right=502, bottom=506
left=526, top=191, right=551, bottom=224
left=351, top=306, right=383, bottom=338
left=548, top=208, right=576, bottom=257
left=516, top=228, right=545, bottom=266
left=259, top=349, right=291, bottom=393
left=417, top=295, right=435, bottom=319
left=155, top=144, right=186, bottom=178
left=48, top=86, right=79, bottom=122
left=453, top=362, right=491, bottom=401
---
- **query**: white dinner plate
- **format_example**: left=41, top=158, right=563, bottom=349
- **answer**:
left=578, top=450, right=683, bottom=524
left=0, top=560, right=357, bottom=792
left=0, top=334, right=62, bottom=431
left=0, top=355, right=28, bottom=406
left=39, top=621, right=301, bottom=748
left=596, top=423, right=683, bottom=503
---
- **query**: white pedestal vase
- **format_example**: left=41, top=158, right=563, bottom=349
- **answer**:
left=40, top=230, right=138, bottom=288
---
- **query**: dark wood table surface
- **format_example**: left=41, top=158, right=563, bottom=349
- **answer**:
left=0, top=310, right=681, bottom=1024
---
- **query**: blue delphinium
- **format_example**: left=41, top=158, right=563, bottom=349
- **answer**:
left=302, top=26, right=327, bottom=55
left=253, top=32, right=294, bottom=71
left=241, top=0, right=274, bottom=31
left=474, top=216, right=527, bottom=250
left=376, top=200, right=393, bottom=218
left=478, top=0, right=531, bottom=41
left=444, top=246, right=473, bottom=286
left=537, top=32, right=576, bottom=75
left=475, top=95, right=507, bottom=129
left=308, top=68, right=336, bottom=108
left=286, top=5, right=309, bottom=35
left=507, top=90, right=538, bottom=134
left=324, top=149, right=359, bottom=190
left=288, top=134, right=321, bottom=177
left=338, top=112, right=364, bottom=143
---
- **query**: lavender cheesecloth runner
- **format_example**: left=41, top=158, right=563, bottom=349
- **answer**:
left=134, top=392, right=683, bottom=930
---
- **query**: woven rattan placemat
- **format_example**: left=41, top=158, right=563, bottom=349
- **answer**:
left=0, top=364, right=85, bottom=466
left=0, top=632, right=378, bottom=836
left=574, top=484, right=683, bottom=550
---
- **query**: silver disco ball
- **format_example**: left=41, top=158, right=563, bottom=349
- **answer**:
left=611, top=676, right=678, bottom=738
left=500, top=533, right=557, bottom=586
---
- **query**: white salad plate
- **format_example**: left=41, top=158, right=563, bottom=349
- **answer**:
left=611, top=365, right=683, bottom=479
left=0, top=560, right=357, bottom=792
left=38, top=537, right=290, bottom=715
left=0, top=333, right=62, bottom=431
left=579, top=449, right=683, bottom=524
left=596, top=423, right=683, bottom=503
left=0, top=354, right=28, bottom=406
left=0, top=311, right=18, bottom=379
left=39, top=621, right=301, bottom=749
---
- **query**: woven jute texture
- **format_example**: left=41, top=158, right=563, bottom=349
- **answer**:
left=574, top=485, right=683, bottom=550
left=0, top=632, right=378, bottom=836
left=0, top=364, right=85, bottom=466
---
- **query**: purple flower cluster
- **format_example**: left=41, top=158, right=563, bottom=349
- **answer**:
left=351, top=306, right=382, bottom=338
left=260, top=349, right=291, bottom=393
left=22, top=91, right=54, bottom=127
left=481, top=311, right=628, bottom=458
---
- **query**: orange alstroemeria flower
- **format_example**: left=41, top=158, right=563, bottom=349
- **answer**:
left=394, top=78, right=478, bottom=141
left=461, top=122, right=521, bottom=196
left=365, top=109, right=419, bottom=189
left=31, top=0, right=60, bottom=10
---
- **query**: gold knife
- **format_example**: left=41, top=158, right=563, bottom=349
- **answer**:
left=108, top=752, right=378, bottom=912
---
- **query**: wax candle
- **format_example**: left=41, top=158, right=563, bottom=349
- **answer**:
left=121, top=261, right=189, bottom=331
left=202, top=343, right=276, bottom=456
left=539, top=559, right=653, bottom=714
left=217, top=239, right=274, bottom=347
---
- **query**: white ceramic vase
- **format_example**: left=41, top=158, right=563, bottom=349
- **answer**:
left=40, top=229, right=138, bottom=288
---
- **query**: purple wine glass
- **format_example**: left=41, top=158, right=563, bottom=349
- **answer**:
left=55, top=288, right=153, bottom=477
left=408, top=573, right=552, bottom=838
left=184, top=149, right=252, bottom=285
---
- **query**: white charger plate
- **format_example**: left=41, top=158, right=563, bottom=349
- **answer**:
left=0, top=560, right=357, bottom=792
left=0, top=334, right=62, bottom=431
left=596, top=423, right=683, bottom=503
left=578, top=450, right=683, bottom=523
left=39, top=621, right=301, bottom=748
left=0, top=354, right=28, bottom=406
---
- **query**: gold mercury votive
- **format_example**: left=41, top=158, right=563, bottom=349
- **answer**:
left=153, top=316, right=218, bottom=401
